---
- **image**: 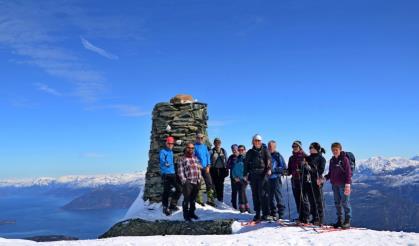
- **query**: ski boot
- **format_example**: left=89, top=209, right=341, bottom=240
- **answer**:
left=333, top=218, right=343, bottom=228
left=341, top=217, right=351, bottom=229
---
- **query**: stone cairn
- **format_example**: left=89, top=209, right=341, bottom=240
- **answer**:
left=143, top=94, right=211, bottom=203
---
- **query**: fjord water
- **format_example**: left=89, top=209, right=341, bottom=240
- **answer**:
left=0, top=194, right=127, bottom=239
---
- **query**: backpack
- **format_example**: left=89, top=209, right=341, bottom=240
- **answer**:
left=271, top=152, right=285, bottom=174
left=338, top=152, right=356, bottom=176
left=211, top=148, right=227, bottom=168
left=345, top=152, right=356, bottom=176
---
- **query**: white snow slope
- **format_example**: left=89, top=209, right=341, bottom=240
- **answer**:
left=0, top=224, right=417, bottom=246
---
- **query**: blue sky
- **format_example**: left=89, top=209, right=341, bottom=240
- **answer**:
left=1, top=0, right=418, bottom=179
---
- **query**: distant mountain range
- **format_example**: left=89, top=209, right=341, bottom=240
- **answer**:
left=0, top=172, right=144, bottom=210
left=0, top=172, right=145, bottom=188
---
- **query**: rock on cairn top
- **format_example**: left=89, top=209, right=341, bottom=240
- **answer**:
left=143, top=95, right=211, bottom=202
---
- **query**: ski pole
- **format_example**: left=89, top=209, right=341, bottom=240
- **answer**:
left=285, top=175, right=291, bottom=221
left=299, top=162, right=305, bottom=222
left=316, top=169, right=326, bottom=224
left=308, top=175, right=320, bottom=223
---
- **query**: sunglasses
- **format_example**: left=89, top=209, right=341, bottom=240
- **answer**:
left=254, top=140, right=261, bottom=142
left=292, top=145, right=299, bottom=148
left=238, top=149, right=245, bottom=151
left=309, top=146, right=314, bottom=149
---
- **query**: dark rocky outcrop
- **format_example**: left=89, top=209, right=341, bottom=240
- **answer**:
left=24, top=235, right=78, bottom=242
left=99, top=219, right=233, bottom=238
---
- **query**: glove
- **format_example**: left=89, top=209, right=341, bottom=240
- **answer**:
left=344, top=184, right=351, bottom=196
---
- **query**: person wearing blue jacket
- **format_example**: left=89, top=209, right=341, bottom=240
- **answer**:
left=232, top=145, right=250, bottom=213
left=267, top=140, right=287, bottom=220
left=194, top=133, right=215, bottom=206
left=160, top=136, right=182, bottom=216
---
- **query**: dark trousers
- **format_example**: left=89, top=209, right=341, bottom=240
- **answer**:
left=310, top=183, right=324, bottom=221
left=250, top=172, right=269, bottom=217
left=162, top=174, right=182, bottom=208
left=234, top=180, right=248, bottom=206
left=268, top=177, right=285, bottom=217
left=210, top=168, right=226, bottom=201
left=291, top=178, right=312, bottom=221
left=197, top=169, right=215, bottom=203
left=230, top=178, right=238, bottom=208
left=182, top=181, right=199, bottom=220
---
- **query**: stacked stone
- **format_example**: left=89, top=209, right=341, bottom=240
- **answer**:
left=143, top=95, right=211, bottom=203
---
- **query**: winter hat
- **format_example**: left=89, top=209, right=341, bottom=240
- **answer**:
left=231, top=144, right=239, bottom=151
left=292, top=140, right=302, bottom=149
left=166, top=137, right=175, bottom=144
left=166, top=136, right=175, bottom=144
left=253, top=134, right=263, bottom=141
left=214, top=137, right=221, bottom=143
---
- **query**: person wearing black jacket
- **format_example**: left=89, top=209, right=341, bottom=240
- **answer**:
left=209, top=138, right=229, bottom=202
left=287, top=140, right=314, bottom=224
left=306, top=142, right=327, bottom=225
left=244, top=134, right=272, bottom=221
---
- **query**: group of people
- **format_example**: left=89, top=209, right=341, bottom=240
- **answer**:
left=159, top=133, right=353, bottom=229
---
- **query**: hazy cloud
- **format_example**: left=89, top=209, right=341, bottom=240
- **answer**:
left=85, top=104, right=150, bottom=117
left=0, top=0, right=144, bottom=111
left=106, top=104, right=150, bottom=117
left=34, top=83, right=62, bottom=96
left=80, top=37, right=118, bottom=60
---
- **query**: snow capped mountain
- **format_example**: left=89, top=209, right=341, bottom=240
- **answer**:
left=356, top=156, right=419, bottom=174
left=354, top=156, right=419, bottom=187
left=411, top=155, right=419, bottom=161
left=0, top=172, right=145, bottom=188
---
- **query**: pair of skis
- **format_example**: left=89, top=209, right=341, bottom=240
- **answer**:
left=277, top=220, right=358, bottom=233
left=240, top=219, right=360, bottom=234
left=240, top=217, right=277, bottom=226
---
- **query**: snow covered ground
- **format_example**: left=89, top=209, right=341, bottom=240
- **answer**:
left=122, top=190, right=252, bottom=222
left=0, top=223, right=418, bottom=246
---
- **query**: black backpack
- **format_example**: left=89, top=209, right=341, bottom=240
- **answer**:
left=345, top=152, right=356, bottom=176
left=211, top=148, right=227, bottom=168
